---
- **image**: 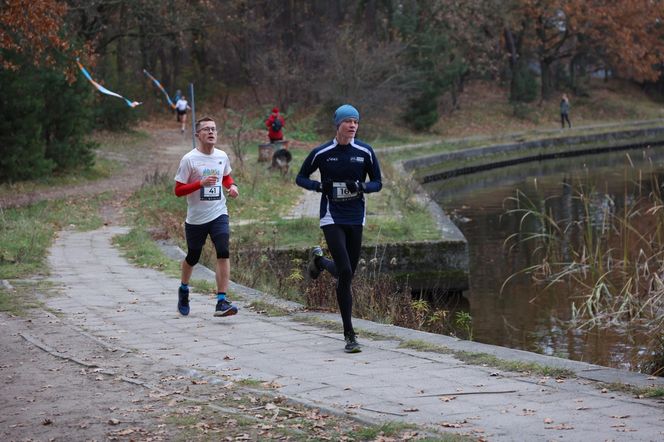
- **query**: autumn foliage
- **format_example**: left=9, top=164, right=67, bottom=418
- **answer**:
left=512, top=0, right=664, bottom=98
left=0, top=0, right=70, bottom=69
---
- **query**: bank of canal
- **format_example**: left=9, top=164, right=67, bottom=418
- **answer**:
left=408, top=126, right=664, bottom=373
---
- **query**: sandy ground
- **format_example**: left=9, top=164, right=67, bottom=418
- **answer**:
left=0, top=310, right=214, bottom=441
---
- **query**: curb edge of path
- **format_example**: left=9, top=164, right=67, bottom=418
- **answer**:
left=155, top=240, right=664, bottom=391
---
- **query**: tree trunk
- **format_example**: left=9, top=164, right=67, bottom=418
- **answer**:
left=540, top=59, right=553, bottom=100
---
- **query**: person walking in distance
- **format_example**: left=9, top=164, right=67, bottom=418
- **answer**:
left=174, top=117, right=239, bottom=317
left=175, top=95, right=191, bottom=134
left=560, top=93, right=571, bottom=129
left=295, top=104, right=382, bottom=353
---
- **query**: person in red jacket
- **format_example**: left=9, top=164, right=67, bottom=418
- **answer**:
left=265, top=107, right=285, bottom=143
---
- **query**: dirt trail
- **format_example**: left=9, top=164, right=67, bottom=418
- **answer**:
left=0, top=126, right=189, bottom=211
left=0, top=311, right=209, bottom=441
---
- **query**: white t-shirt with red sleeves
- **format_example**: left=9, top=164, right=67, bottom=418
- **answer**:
left=175, top=147, right=232, bottom=225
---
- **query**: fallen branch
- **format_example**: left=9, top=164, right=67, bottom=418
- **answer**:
left=411, top=390, right=517, bottom=398
left=360, top=407, right=407, bottom=416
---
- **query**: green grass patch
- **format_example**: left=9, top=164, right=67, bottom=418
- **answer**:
left=236, top=378, right=264, bottom=387
left=398, top=339, right=574, bottom=378
left=246, top=300, right=290, bottom=317
left=233, top=218, right=318, bottom=249
left=641, top=387, right=664, bottom=398
left=112, top=228, right=181, bottom=276
left=231, top=204, right=439, bottom=250
left=350, top=422, right=417, bottom=440
left=0, top=279, right=52, bottom=315
left=190, top=279, right=217, bottom=295
left=284, top=113, right=323, bottom=142
left=228, top=149, right=308, bottom=221
left=600, top=382, right=664, bottom=398
left=293, top=315, right=343, bottom=333
left=0, top=197, right=107, bottom=279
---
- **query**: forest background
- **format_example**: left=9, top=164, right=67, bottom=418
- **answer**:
left=1, top=0, right=664, bottom=183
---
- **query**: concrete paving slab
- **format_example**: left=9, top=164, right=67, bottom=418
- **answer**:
left=43, top=225, right=664, bottom=441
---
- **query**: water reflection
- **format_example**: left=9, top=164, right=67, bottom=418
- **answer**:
left=425, top=148, right=663, bottom=371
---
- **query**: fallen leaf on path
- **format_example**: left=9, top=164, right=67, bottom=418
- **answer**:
left=113, top=428, right=135, bottom=436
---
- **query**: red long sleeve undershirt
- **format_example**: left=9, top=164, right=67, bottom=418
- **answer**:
left=174, top=175, right=235, bottom=197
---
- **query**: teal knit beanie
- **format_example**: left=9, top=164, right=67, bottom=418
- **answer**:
left=334, top=104, right=360, bottom=126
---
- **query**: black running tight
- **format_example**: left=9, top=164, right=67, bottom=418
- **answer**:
left=320, top=224, right=363, bottom=335
left=561, top=113, right=571, bottom=128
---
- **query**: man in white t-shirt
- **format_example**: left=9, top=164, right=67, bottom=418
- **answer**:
left=175, top=96, right=190, bottom=134
left=174, top=117, right=240, bottom=317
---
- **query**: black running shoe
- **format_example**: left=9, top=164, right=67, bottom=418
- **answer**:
left=344, top=332, right=361, bottom=353
left=307, top=246, right=324, bottom=280
left=178, top=287, right=190, bottom=316
left=214, top=299, right=238, bottom=317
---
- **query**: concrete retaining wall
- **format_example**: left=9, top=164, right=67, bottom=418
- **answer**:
left=267, top=238, right=469, bottom=293
left=403, top=126, right=664, bottom=183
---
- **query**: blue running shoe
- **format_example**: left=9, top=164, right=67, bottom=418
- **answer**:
left=178, top=287, right=190, bottom=316
left=307, top=246, right=324, bottom=280
left=214, top=299, right=238, bottom=317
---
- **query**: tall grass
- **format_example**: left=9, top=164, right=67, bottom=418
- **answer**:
left=0, top=197, right=107, bottom=279
left=503, top=162, right=664, bottom=374
left=302, top=245, right=470, bottom=339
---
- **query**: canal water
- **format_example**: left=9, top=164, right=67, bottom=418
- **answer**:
left=424, top=147, right=664, bottom=372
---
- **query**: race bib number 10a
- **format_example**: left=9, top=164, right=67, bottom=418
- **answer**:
left=200, top=185, right=222, bottom=200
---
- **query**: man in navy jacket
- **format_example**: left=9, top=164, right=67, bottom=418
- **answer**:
left=296, top=104, right=382, bottom=353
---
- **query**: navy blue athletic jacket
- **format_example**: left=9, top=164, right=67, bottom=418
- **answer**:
left=296, top=138, right=382, bottom=226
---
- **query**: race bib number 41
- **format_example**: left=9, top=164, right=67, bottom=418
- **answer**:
left=200, top=185, right=222, bottom=200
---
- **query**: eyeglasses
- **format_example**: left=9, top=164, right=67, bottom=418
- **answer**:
left=197, top=127, right=217, bottom=133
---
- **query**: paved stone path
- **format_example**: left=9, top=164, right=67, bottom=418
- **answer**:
left=45, top=225, right=664, bottom=441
